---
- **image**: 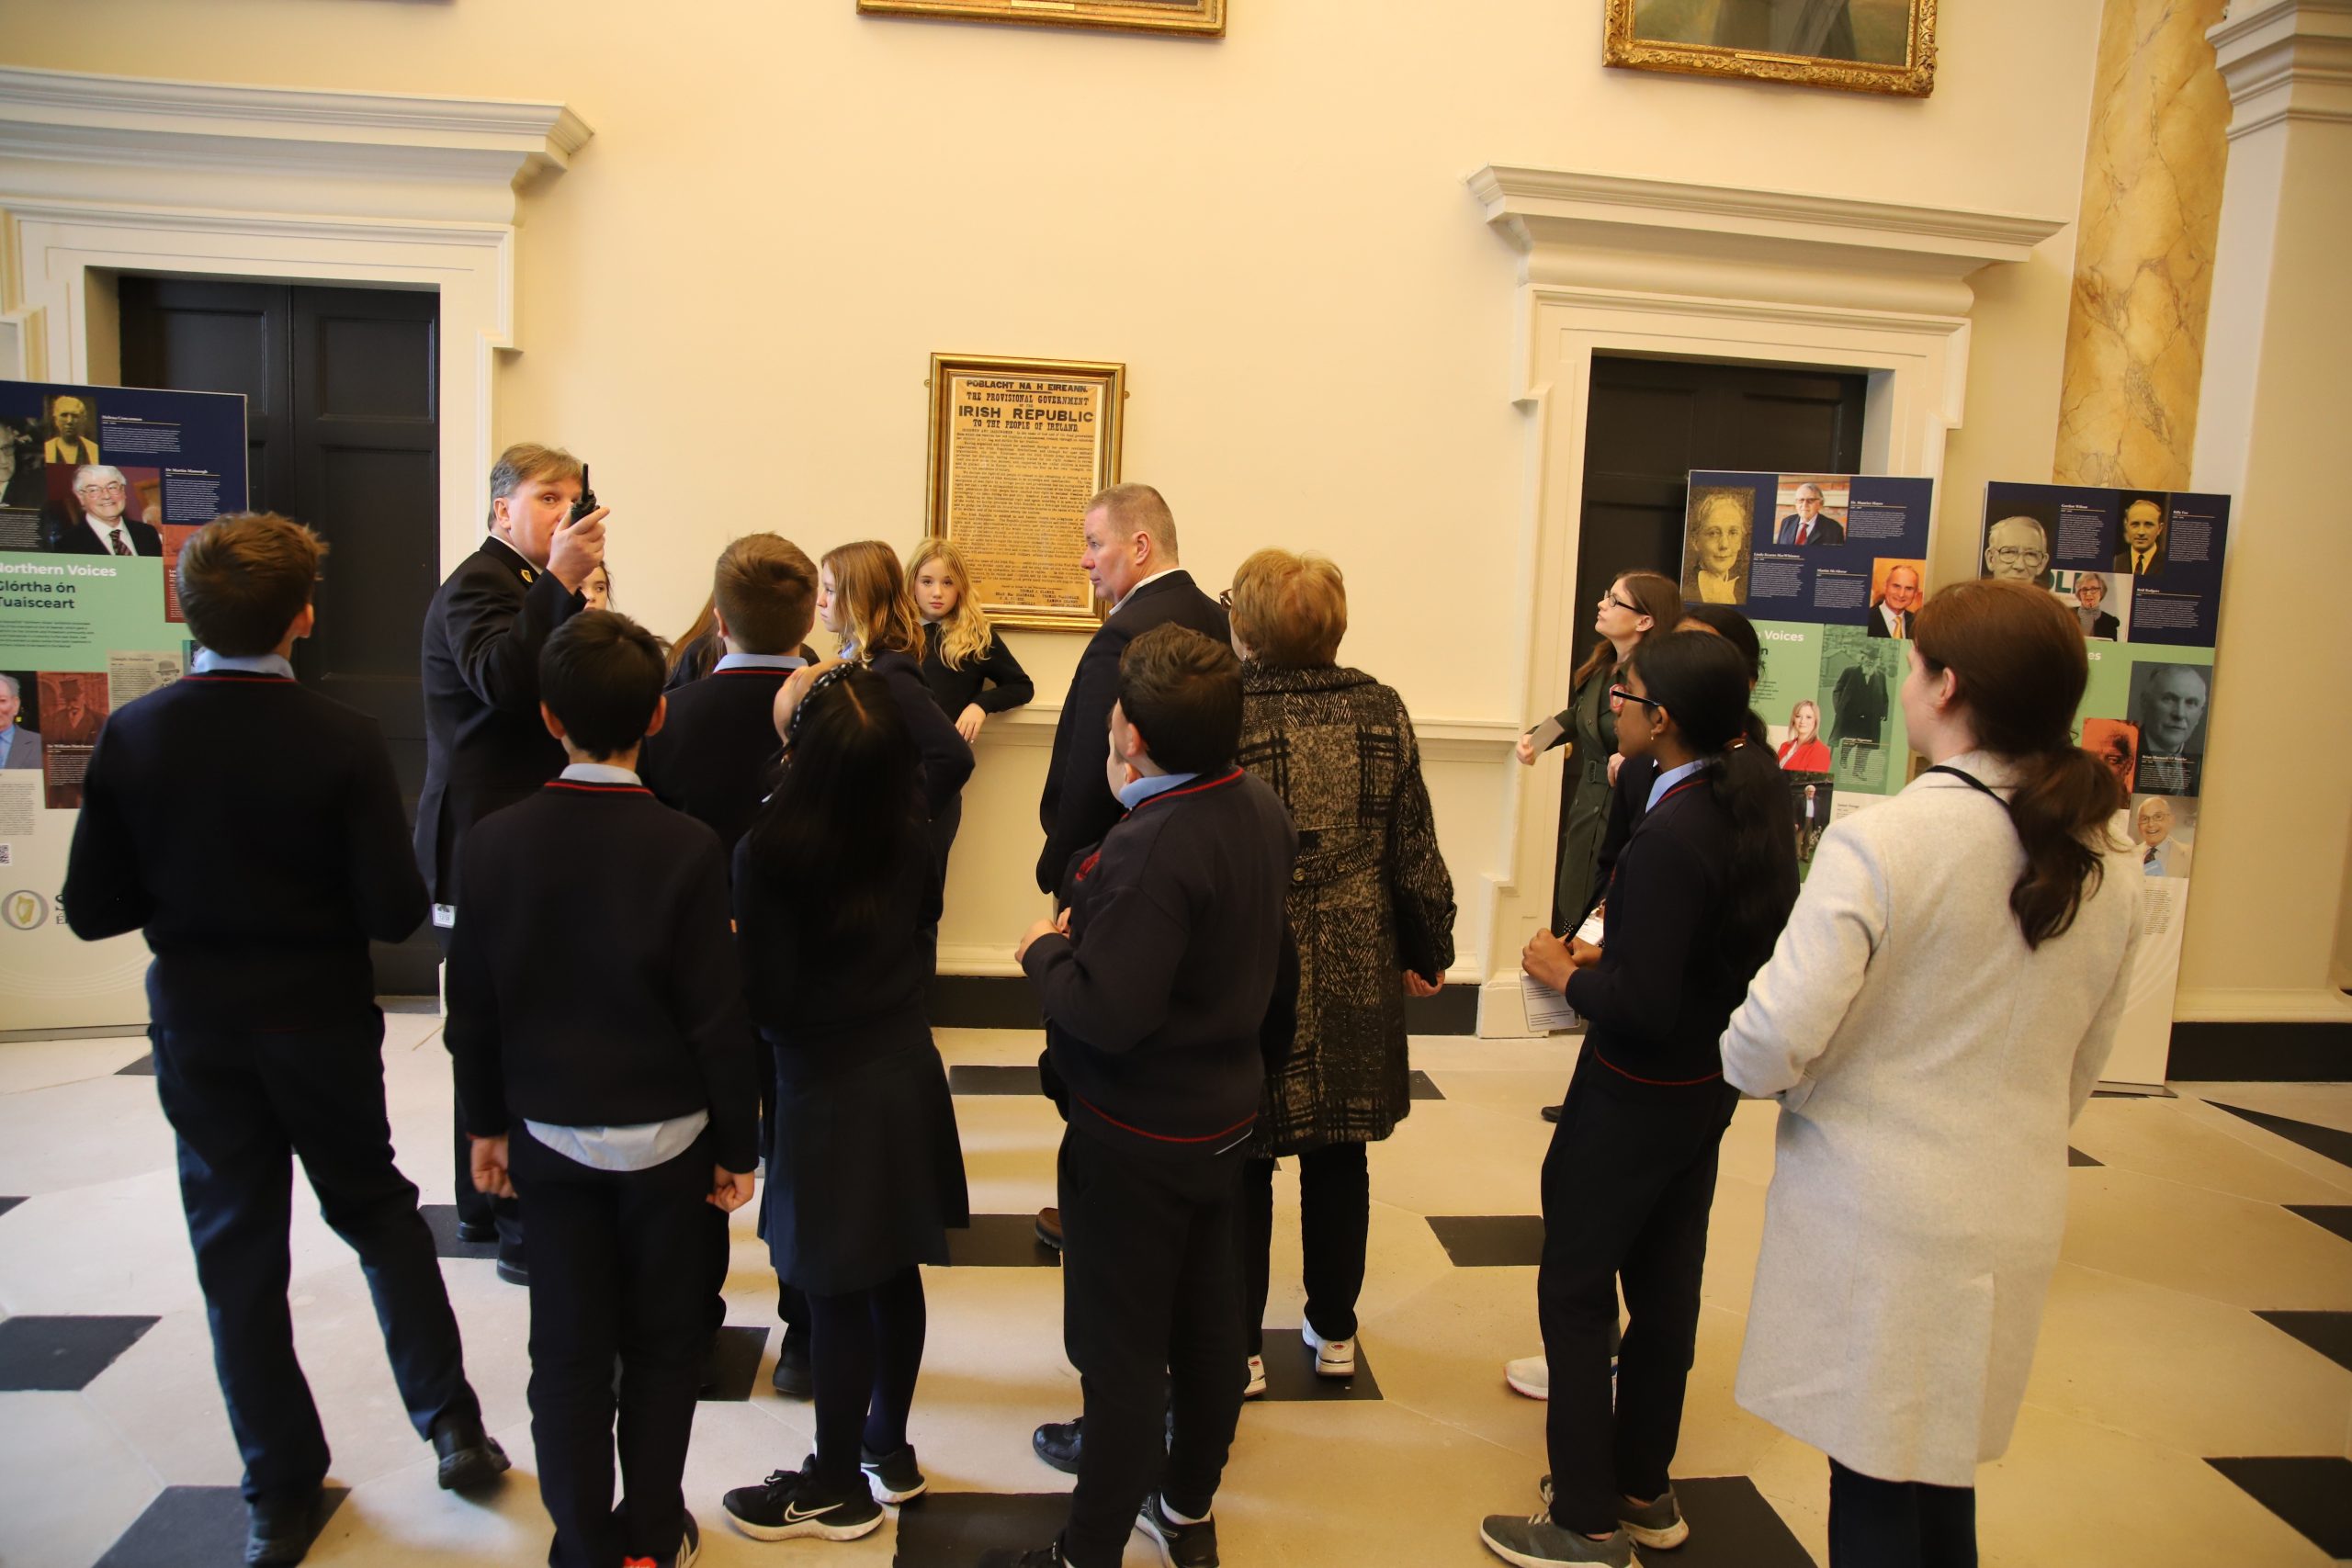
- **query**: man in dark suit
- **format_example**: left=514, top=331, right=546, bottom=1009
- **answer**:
left=416, top=442, right=606, bottom=1281
left=57, top=465, right=164, bottom=556
left=1832, top=657, right=1889, bottom=781
left=2112, top=496, right=2167, bottom=579
left=1772, top=482, right=1845, bottom=546
left=0, top=673, right=40, bottom=770
left=1035, top=482, right=1227, bottom=895
left=1866, top=563, right=1921, bottom=638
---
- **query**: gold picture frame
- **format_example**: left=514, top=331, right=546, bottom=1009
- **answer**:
left=1603, top=0, right=1937, bottom=97
left=858, top=0, right=1224, bottom=38
left=924, top=353, right=1127, bottom=633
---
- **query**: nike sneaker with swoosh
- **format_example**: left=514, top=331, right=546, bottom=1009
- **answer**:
left=720, top=1456, right=883, bottom=1542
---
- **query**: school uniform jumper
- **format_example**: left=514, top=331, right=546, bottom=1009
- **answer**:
left=733, top=819, right=968, bottom=1489
left=1542, top=767, right=1756, bottom=1538
left=917, top=620, right=1033, bottom=866
left=416, top=535, right=585, bottom=1253
left=446, top=773, right=761, bottom=1568
left=61, top=659, right=481, bottom=1506
left=1021, top=766, right=1296, bottom=1568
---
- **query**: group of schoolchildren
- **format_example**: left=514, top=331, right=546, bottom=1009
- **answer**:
left=62, top=446, right=1295, bottom=1568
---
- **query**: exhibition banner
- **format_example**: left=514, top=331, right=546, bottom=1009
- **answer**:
left=0, top=378, right=249, bottom=1031
left=1981, top=481, right=2230, bottom=1088
left=1679, top=469, right=1935, bottom=877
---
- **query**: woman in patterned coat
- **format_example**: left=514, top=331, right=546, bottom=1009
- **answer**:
left=1227, top=548, right=1456, bottom=1394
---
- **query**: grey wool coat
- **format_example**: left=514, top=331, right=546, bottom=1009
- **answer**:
left=1237, top=663, right=1456, bottom=1156
left=1720, top=753, right=2143, bottom=1486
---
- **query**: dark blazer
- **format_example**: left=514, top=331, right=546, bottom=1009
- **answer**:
left=1035, top=570, right=1228, bottom=892
left=1832, top=664, right=1889, bottom=742
left=2082, top=609, right=2120, bottom=639
left=639, top=663, right=796, bottom=856
left=919, top=622, right=1035, bottom=718
left=53, top=514, right=164, bottom=556
left=1865, top=604, right=1912, bottom=638
left=62, top=670, right=426, bottom=1029
left=1774, top=513, right=1845, bottom=547
left=447, top=778, right=762, bottom=1172
left=2112, top=544, right=2166, bottom=579
left=414, top=537, right=584, bottom=903
left=867, top=649, right=975, bottom=819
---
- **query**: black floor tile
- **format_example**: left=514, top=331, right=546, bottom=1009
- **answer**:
left=96, top=1485, right=348, bottom=1568
left=0, top=1195, right=23, bottom=1220
left=1408, top=1069, right=1445, bottom=1101
left=2067, top=1146, right=2102, bottom=1168
left=2256, top=1311, right=2352, bottom=1375
left=2287, top=1204, right=2352, bottom=1245
left=944, top=1214, right=1061, bottom=1268
left=1254, top=1327, right=1381, bottom=1401
left=894, top=1491, right=1070, bottom=1565
left=700, top=1325, right=769, bottom=1402
left=116, top=1052, right=154, bottom=1077
left=0, top=1314, right=161, bottom=1392
left=2207, top=1456, right=2352, bottom=1557
left=948, top=1064, right=1042, bottom=1097
left=418, top=1202, right=500, bottom=1260
left=2209, top=1102, right=2352, bottom=1169
left=1665, top=1476, right=1818, bottom=1567
left=1429, top=1214, right=1545, bottom=1268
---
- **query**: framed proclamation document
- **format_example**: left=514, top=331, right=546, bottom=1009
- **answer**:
left=924, top=353, right=1126, bottom=632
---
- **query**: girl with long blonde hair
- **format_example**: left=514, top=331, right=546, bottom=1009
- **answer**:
left=905, top=538, right=1034, bottom=745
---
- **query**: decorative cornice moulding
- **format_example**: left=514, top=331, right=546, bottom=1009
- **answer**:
left=0, top=67, right=592, bottom=219
left=1467, top=165, right=2066, bottom=319
left=2209, top=0, right=2352, bottom=139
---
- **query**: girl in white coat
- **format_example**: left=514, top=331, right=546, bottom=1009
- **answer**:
left=1720, top=579, right=2143, bottom=1567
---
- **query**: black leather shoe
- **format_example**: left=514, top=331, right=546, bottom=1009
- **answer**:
left=494, top=1246, right=528, bottom=1287
left=244, top=1488, right=324, bottom=1566
left=769, top=1329, right=812, bottom=1398
left=432, top=1412, right=512, bottom=1492
left=454, top=1218, right=497, bottom=1245
left=1032, top=1417, right=1081, bottom=1474
left=1542, top=1102, right=1563, bottom=1124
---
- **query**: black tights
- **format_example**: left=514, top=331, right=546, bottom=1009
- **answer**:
left=1828, top=1458, right=1977, bottom=1568
left=806, top=1268, right=927, bottom=1489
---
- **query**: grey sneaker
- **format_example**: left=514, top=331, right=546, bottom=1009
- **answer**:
left=1478, top=1509, right=1634, bottom=1567
left=1618, top=1486, right=1689, bottom=1550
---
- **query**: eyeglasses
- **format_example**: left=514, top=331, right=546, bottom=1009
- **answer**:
left=79, top=481, right=128, bottom=496
left=1989, top=547, right=2049, bottom=567
left=1601, top=592, right=1638, bottom=614
left=1608, top=685, right=1664, bottom=712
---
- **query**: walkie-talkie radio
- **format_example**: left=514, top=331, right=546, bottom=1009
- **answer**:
left=569, top=464, right=597, bottom=525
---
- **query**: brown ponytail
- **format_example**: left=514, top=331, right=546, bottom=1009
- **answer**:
left=1913, top=580, right=2125, bottom=949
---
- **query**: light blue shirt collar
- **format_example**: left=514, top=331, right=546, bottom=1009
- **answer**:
left=1646, top=758, right=1708, bottom=812
left=191, top=649, right=295, bottom=679
left=1116, top=769, right=1201, bottom=810
left=714, top=651, right=807, bottom=672
left=560, top=761, right=640, bottom=785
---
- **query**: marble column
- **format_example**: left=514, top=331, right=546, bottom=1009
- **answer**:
left=2052, top=0, right=2232, bottom=488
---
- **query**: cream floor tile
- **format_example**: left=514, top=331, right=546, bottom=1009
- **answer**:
left=2060, top=1167, right=2352, bottom=1310
left=1407, top=1066, right=1573, bottom=1115
left=0, top=1073, right=178, bottom=1193
left=304, top=1416, right=550, bottom=1567
left=1363, top=1105, right=1549, bottom=1219
left=1408, top=1037, right=1583, bottom=1076
left=2024, top=1261, right=2352, bottom=1457
left=77, top=1303, right=246, bottom=1485
left=0, top=1391, right=164, bottom=1568
left=947, top=1095, right=1065, bottom=1216
left=0, top=1169, right=203, bottom=1316
left=2170, top=1093, right=2352, bottom=1198
left=1671, top=1304, right=1790, bottom=1481
left=933, top=1026, right=1057, bottom=1065
left=0, top=1032, right=147, bottom=1094
left=1980, top=1402, right=2336, bottom=1568
left=1716, top=1098, right=1785, bottom=1189
left=2182, top=1082, right=2352, bottom=1136
left=2069, top=1097, right=2352, bottom=1204
left=1348, top=1256, right=1549, bottom=1468
left=1742, top=1433, right=1832, bottom=1564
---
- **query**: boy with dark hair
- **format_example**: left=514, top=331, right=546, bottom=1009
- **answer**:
left=63, top=513, right=506, bottom=1568
left=447, top=609, right=762, bottom=1568
left=639, top=532, right=823, bottom=1395
left=991, top=624, right=1296, bottom=1568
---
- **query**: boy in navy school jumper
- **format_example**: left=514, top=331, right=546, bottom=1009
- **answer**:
left=447, top=610, right=762, bottom=1568
left=62, top=513, right=508, bottom=1568
left=637, top=529, right=820, bottom=1397
left=992, top=624, right=1296, bottom=1568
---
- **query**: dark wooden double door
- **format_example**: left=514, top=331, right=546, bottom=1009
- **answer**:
left=120, top=276, right=442, bottom=992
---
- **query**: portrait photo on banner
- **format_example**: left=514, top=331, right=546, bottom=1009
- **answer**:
left=2052, top=568, right=2131, bottom=641
left=1683, top=484, right=1756, bottom=605
left=2126, top=660, right=2211, bottom=797
left=2127, top=792, right=2195, bottom=880
left=1770, top=475, right=1850, bottom=547
left=2080, top=716, right=2139, bottom=796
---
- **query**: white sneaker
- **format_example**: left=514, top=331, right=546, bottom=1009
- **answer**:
left=1301, top=1323, right=1356, bottom=1378
left=1243, top=1354, right=1267, bottom=1398
left=1505, top=1355, right=1549, bottom=1400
